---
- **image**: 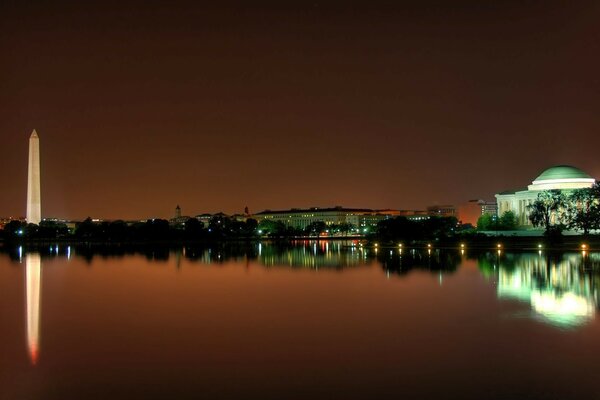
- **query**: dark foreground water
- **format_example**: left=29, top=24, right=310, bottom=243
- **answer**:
left=1, top=242, right=600, bottom=400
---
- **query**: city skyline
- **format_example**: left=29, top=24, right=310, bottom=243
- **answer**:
left=1, top=2, right=599, bottom=220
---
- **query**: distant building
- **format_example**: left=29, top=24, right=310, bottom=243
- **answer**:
left=396, top=210, right=430, bottom=221
left=495, top=165, right=596, bottom=227
left=194, top=213, right=213, bottom=228
left=457, top=200, right=497, bottom=226
left=170, top=205, right=190, bottom=227
left=231, top=213, right=250, bottom=222
left=253, top=206, right=400, bottom=232
left=426, top=205, right=456, bottom=218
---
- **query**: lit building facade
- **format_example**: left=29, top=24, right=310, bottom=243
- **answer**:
left=253, top=207, right=400, bottom=231
left=495, top=165, right=596, bottom=227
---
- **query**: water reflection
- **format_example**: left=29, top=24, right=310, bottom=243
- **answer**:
left=479, top=252, right=600, bottom=328
left=4, top=242, right=600, bottom=345
left=25, top=253, right=41, bottom=365
left=376, top=248, right=460, bottom=277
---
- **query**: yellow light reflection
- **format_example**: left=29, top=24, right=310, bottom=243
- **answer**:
left=26, top=254, right=41, bottom=365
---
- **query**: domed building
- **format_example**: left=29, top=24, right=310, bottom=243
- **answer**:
left=495, top=165, right=596, bottom=227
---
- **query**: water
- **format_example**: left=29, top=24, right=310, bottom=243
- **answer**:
left=1, top=242, right=600, bottom=400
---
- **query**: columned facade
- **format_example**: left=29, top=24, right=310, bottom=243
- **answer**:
left=495, top=165, right=595, bottom=228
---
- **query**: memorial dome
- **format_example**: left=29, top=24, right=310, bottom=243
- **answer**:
left=528, top=165, right=595, bottom=191
left=533, top=165, right=593, bottom=183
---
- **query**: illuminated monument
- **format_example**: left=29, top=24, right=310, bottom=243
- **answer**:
left=26, top=253, right=41, bottom=365
left=26, top=130, right=41, bottom=224
left=496, top=165, right=596, bottom=227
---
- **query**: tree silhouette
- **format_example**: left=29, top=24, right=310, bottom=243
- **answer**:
left=566, top=183, right=600, bottom=236
left=527, top=190, right=567, bottom=236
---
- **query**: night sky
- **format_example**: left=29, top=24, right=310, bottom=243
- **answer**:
left=1, top=1, right=599, bottom=220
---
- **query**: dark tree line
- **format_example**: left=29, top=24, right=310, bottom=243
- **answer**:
left=1, top=216, right=260, bottom=242
left=1, top=220, right=69, bottom=240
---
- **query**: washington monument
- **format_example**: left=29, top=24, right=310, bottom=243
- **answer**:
left=27, top=130, right=41, bottom=224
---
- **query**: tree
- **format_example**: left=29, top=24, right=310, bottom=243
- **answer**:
left=336, top=223, right=354, bottom=236
left=243, top=218, right=258, bottom=237
left=499, top=210, right=517, bottom=230
left=527, top=190, right=567, bottom=236
left=3, top=220, right=27, bottom=238
left=305, top=221, right=327, bottom=237
left=476, top=214, right=492, bottom=230
left=39, top=220, right=69, bottom=238
left=476, top=213, right=499, bottom=230
left=376, top=217, right=419, bottom=242
left=423, top=216, right=457, bottom=239
left=75, top=217, right=98, bottom=239
left=184, top=217, right=204, bottom=239
left=208, top=214, right=232, bottom=236
left=566, top=183, right=600, bottom=236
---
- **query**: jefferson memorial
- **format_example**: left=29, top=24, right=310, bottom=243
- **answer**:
left=495, top=165, right=596, bottom=227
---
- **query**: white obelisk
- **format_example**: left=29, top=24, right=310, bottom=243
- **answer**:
left=27, top=130, right=41, bottom=224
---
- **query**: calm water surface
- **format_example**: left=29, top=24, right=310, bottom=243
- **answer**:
left=1, top=242, right=600, bottom=400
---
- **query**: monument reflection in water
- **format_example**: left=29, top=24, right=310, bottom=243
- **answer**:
left=25, top=252, right=41, bottom=365
left=13, top=243, right=600, bottom=369
left=479, top=251, right=600, bottom=328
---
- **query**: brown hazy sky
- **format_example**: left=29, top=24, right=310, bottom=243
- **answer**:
left=1, top=1, right=599, bottom=220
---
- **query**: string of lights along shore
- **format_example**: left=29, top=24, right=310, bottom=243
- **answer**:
left=26, top=130, right=41, bottom=225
